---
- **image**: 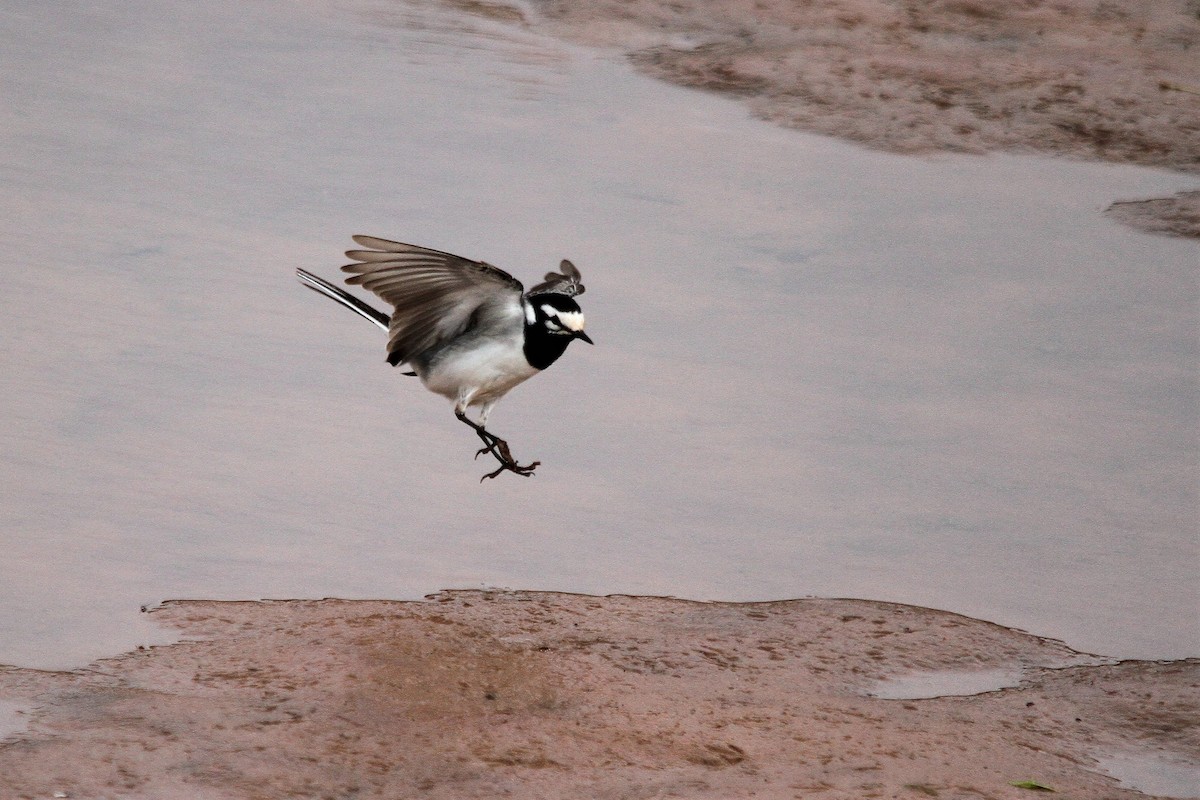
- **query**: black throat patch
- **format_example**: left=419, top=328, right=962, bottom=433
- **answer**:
left=523, top=322, right=573, bottom=371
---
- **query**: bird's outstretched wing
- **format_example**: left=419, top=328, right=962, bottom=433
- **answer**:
left=526, top=259, right=585, bottom=298
left=342, top=236, right=525, bottom=366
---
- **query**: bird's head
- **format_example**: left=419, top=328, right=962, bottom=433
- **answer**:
left=527, top=294, right=593, bottom=345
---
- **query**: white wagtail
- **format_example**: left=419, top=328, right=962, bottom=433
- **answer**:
left=297, top=236, right=591, bottom=479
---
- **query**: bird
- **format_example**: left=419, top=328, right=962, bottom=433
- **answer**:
left=297, top=235, right=591, bottom=480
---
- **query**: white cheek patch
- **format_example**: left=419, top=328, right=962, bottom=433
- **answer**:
left=523, top=300, right=537, bottom=325
left=556, top=310, right=585, bottom=332
left=537, top=303, right=585, bottom=334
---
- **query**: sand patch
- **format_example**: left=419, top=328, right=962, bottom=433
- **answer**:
left=1, top=592, right=1196, bottom=798
left=1106, top=190, right=1200, bottom=238
left=521, top=0, right=1200, bottom=171
left=498, top=0, right=1200, bottom=236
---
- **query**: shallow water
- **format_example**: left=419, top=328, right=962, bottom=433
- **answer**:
left=1097, top=751, right=1200, bottom=799
left=0, top=700, right=29, bottom=742
left=866, top=668, right=1027, bottom=700
left=0, top=0, right=1196, bottom=669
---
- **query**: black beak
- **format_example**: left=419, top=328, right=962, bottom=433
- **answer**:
left=574, top=330, right=594, bottom=345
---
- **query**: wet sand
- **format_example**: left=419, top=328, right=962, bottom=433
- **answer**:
left=2, top=592, right=1198, bottom=798
left=1105, top=190, right=1200, bottom=238
left=520, top=0, right=1200, bottom=169
left=512, top=0, right=1200, bottom=236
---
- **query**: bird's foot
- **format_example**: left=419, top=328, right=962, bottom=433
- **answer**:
left=468, top=424, right=539, bottom=480
left=474, top=436, right=540, bottom=480
left=479, top=454, right=541, bottom=481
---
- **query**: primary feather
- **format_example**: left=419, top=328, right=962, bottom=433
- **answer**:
left=341, top=236, right=525, bottom=367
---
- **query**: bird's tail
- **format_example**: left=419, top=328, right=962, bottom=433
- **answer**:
left=296, top=268, right=390, bottom=331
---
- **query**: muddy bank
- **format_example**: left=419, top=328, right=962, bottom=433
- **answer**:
left=477, top=0, right=1200, bottom=236
left=2, top=591, right=1196, bottom=798
left=1106, top=189, right=1200, bottom=237
left=519, top=0, right=1200, bottom=170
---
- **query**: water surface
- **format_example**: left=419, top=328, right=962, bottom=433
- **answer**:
left=866, top=668, right=1027, bottom=700
left=0, top=0, right=1196, bottom=668
left=1097, top=752, right=1200, bottom=799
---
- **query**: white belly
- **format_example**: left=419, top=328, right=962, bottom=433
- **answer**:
left=420, top=337, right=539, bottom=408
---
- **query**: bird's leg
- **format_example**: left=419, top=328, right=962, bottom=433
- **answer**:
left=454, top=410, right=540, bottom=480
left=459, top=408, right=506, bottom=463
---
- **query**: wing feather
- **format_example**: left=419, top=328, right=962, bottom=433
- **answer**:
left=340, top=237, right=524, bottom=366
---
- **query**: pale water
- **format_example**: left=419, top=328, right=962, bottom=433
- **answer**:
left=1098, top=752, right=1200, bottom=799
left=866, top=668, right=1028, bottom=700
left=0, top=699, right=29, bottom=742
left=0, top=0, right=1196, bottom=669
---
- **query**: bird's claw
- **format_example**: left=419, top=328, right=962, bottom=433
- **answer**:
left=479, top=458, right=541, bottom=481
left=470, top=427, right=539, bottom=480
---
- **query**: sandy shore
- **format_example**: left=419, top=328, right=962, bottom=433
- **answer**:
left=1105, top=189, right=1200, bottom=237
left=1, top=591, right=1197, bottom=798
left=520, top=0, right=1200, bottom=170
left=507, top=0, right=1200, bottom=236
